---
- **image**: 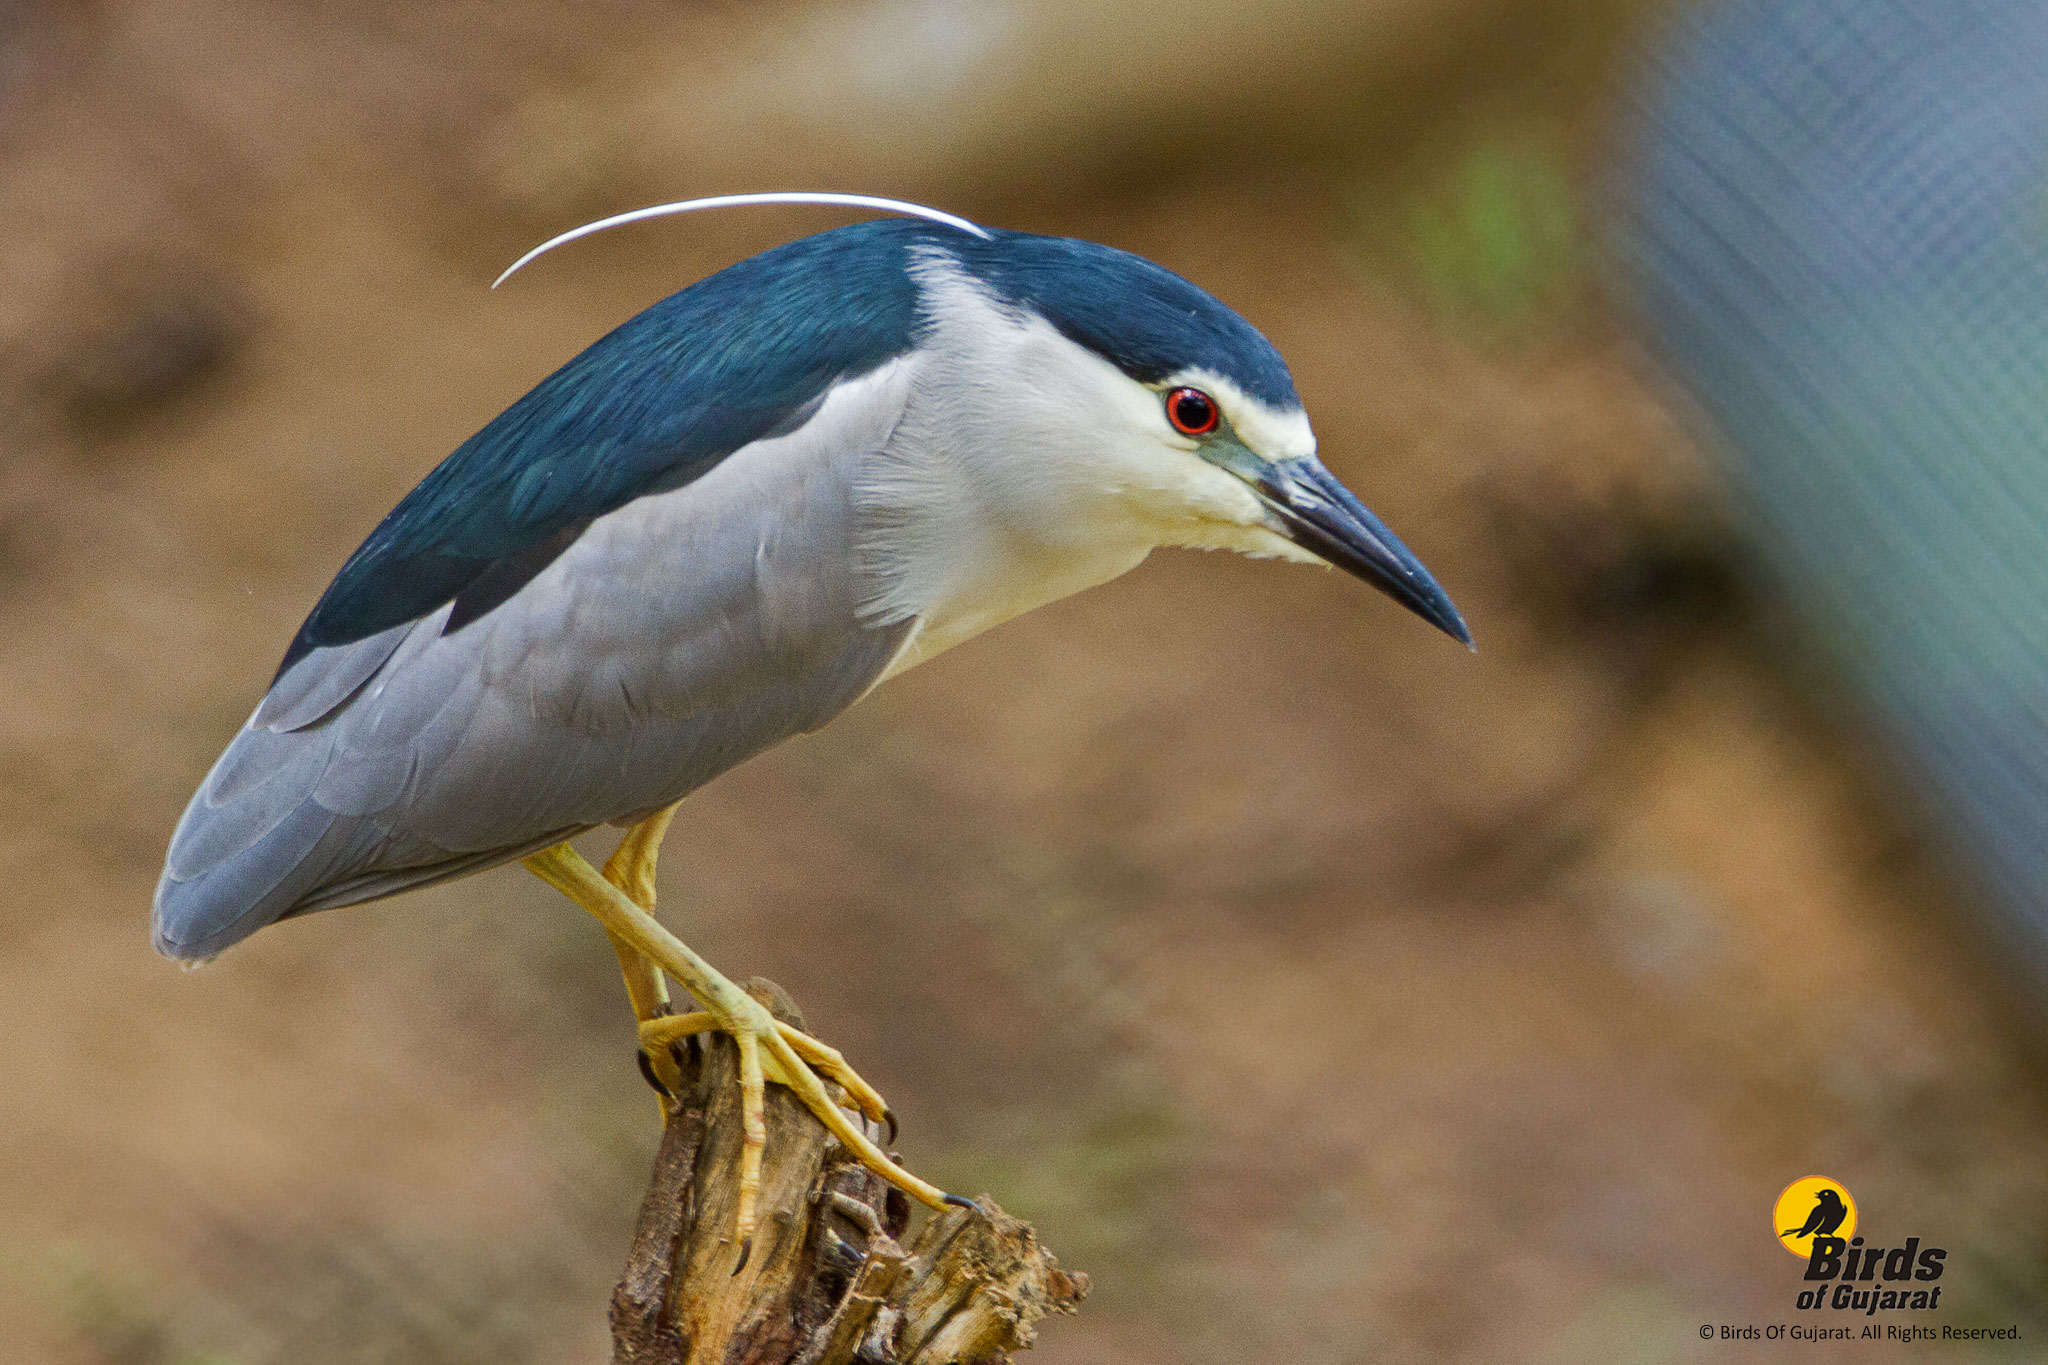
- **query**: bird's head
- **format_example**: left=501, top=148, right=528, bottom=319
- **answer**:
left=895, top=225, right=1472, bottom=647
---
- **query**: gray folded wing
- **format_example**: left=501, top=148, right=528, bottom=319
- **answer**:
left=154, top=360, right=917, bottom=960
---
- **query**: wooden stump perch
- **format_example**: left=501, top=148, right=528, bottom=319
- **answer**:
left=611, top=979, right=1089, bottom=1365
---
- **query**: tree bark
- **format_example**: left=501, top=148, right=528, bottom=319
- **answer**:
left=611, top=980, right=1089, bottom=1365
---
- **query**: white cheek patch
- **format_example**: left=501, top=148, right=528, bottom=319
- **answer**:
left=1166, top=367, right=1316, bottom=463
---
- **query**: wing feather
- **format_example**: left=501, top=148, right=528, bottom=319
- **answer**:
left=155, top=360, right=918, bottom=960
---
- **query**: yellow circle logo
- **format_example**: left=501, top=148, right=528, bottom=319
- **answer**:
left=1775, top=1176, right=1857, bottom=1259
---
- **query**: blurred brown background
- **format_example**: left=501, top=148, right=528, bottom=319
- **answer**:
left=2, top=1, right=2044, bottom=1361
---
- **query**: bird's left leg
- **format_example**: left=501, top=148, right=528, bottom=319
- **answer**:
left=521, top=842, right=960, bottom=1252
left=595, top=806, right=891, bottom=1128
left=599, top=802, right=686, bottom=1107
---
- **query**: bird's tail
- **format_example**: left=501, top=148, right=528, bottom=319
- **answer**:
left=153, top=718, right=369, bottom=961
left=154, top=708, right=584, bottom=961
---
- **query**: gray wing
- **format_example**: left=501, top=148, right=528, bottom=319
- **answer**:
left=154, top=360, right=918, bottom=961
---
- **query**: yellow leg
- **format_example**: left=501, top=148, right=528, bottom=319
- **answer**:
left=601, top=803, right=685, bottom=1106
left=596, top=808, right=890, bottom=1131
left=521, top=841, right=962, bottom=1255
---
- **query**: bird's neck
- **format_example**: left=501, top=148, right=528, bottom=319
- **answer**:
left=853, top=417, right=1159, bottom=679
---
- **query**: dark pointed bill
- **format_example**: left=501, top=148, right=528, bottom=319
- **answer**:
left=1247, top=458, right=1473, bottom=647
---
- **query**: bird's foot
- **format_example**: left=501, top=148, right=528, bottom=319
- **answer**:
left=637, top=997, right=963, bottom=1261
left=638, top=1010, right=895, bottom=1135
left=519, top=842, right=967, bottom=1255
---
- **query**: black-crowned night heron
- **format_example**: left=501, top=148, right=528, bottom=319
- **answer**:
left=154, top=193, right=1470, bottom=1253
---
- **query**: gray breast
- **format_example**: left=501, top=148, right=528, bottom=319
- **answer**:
left=154, top=361, right=918, bottom=961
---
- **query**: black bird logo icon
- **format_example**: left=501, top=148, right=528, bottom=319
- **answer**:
left=1783, top=1188, right=1849, bottom=1239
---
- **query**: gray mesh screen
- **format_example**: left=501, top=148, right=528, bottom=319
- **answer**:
left=1624, top=0, right=2048, bottom=1004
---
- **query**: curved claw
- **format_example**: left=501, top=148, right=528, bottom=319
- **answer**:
left=883, top=1107, right=899, bottom=1147
left=942, top=1193, right=979, bottom=1211
left=757, top=1027, right=951, bottom=1211
left=732, top=1237, right=753, bottom=1276
left=635, top=1048, right=674, bottom=1101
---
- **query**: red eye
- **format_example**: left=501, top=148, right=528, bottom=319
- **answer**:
left=1165, top=386, right=1219, bottom=436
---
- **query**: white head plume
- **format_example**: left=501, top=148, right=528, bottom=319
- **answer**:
left=492, top=192, right=992, bottom=288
